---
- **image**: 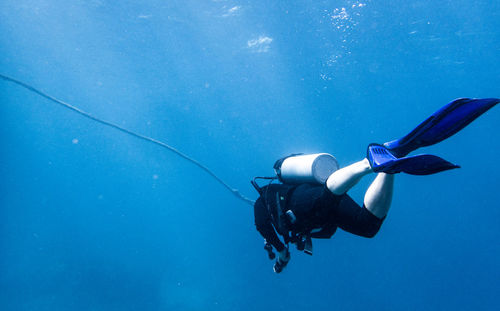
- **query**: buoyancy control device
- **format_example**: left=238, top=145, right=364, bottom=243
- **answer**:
left=252, top=153, right=339, bottom=258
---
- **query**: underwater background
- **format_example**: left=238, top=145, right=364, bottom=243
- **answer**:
left=1, top=1, right=499, bottom=310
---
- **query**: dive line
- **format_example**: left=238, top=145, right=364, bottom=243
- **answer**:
left=0, top=73, right=255, bottom=205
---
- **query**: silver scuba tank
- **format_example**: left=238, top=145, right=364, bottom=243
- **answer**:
left=274, top=153, right=339, bottom=184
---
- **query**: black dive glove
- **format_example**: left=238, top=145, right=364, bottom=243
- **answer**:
left=273, top=248, right=290, bottom=274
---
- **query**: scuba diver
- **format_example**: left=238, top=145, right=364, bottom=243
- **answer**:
left=252, top=98, right=499, bottom=273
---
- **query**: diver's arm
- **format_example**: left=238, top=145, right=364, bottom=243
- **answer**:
left=256, top=224, right=285, bottom=252
left=254, top=199, right=285, bottom=252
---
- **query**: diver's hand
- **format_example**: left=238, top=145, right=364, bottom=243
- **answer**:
left=273, top=248, right=290, bottom=273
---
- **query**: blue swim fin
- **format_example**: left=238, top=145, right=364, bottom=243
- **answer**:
left=367, top=144, right=460, bottom=175
left=384, top=98, right=499, bottom=157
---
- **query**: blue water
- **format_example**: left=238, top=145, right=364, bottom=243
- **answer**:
left=1, top=1, right=499, bottom=310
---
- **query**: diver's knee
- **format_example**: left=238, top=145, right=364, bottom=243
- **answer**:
left=363, top=228, right=379, bottom=238
left=361, top=223, right=382, bottom=238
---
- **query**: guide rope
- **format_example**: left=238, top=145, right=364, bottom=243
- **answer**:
left=0, top=73, right=255, bottom=206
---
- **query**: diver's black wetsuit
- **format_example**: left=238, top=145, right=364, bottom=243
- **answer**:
left=254, top=183, right=384, bottom=252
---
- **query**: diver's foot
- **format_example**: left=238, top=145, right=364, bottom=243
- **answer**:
left=367, top=143, right=460, bottom=175
left=367, top=143, right=399, bottom=173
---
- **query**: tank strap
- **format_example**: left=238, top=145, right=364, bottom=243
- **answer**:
left=270, top=185, right=299, bottom=238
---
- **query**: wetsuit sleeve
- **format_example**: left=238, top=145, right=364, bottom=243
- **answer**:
left=254, top=198, right=285, bottom=252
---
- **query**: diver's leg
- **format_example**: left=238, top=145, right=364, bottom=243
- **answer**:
left=326, top=158, right=373, bottom=195
left=363, top=173, right=395, bottom=219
